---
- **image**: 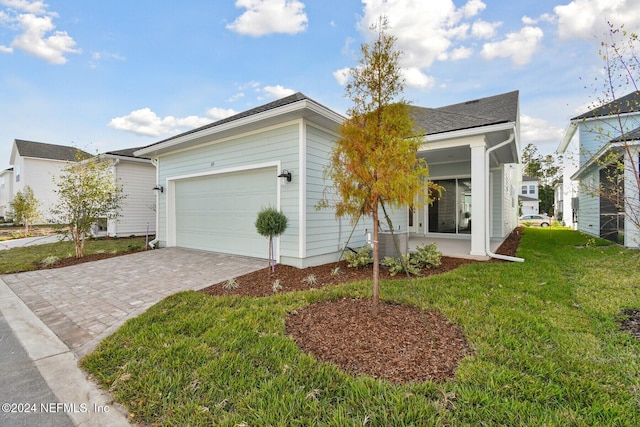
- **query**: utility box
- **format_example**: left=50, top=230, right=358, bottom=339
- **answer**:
left=377, top=231, right=409, bottom=260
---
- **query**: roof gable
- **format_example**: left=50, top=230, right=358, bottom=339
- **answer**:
left=13, top=140, right=90, bottom=162
left=411, top=90, right=519, bottom=135
left=149, top=92, right=311, bottom=147
left=572, top=91, right=640, bottom=120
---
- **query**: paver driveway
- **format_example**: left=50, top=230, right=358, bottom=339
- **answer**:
left=1, top=248, right=264, bottom=357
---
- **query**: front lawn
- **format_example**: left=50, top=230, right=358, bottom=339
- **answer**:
left=82, top=229, right=640, bottom=426
left=0, top=236, right=150, bottom=273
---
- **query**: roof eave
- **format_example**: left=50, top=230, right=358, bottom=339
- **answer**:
left=135, top=99, right=345, bottom=157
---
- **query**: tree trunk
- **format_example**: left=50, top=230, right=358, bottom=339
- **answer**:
left=372, top=208, right=380, bottom=315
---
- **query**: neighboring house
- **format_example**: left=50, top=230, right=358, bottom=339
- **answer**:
left=99, top=148, right=157, bottom=237
left=557, top=90, right=640, bottom=246
left=519, top=176, right=540, bottom=215
left=136, top=91, right=521, bottom=267
left=9, top=140, right=90, bottom=222
left=0, top=168, right=13, bottom=219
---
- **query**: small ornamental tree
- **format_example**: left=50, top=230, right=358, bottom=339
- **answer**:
left=10, top=185, right=41, bottom=237
left=322, top=17, right=431, bottom=314
left=255, top=207, right=288, bottom=273
left=51, top=152, right=125, bottom=258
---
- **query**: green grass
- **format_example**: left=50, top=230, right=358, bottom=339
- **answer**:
left=81, top=229, right=640, bottom=426
left=0, top=236, right=150, bottom=273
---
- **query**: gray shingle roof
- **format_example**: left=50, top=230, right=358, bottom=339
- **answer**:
left=145, top=92, right=311, bottom=149
left=572, top=91, right=640, bottom=120
left=610, top=126, right=640, bottom=143
left=104, top=147, right=150, bottom=159
left=410, top=90, right=519, bottom=135
left=15, top=139, right=90, bottom=161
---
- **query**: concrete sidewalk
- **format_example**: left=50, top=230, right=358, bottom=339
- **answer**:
left=0, top=247, right=265, bottom=426
left=0, top=234, right=68, bottom=250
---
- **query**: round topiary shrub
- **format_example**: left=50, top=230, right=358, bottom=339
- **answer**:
left=255, top=207, right=288, bottom=272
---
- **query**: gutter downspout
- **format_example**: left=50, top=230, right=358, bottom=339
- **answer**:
left=484, top=132, right=525, bottom=262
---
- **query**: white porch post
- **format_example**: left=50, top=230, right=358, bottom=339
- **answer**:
left=470, top=141, right=487, bottom=256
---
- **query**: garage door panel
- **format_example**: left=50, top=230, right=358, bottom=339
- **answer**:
left=174, top=167, right=277, bottom=258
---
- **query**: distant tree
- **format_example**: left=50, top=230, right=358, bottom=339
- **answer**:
left=322, top=17, right=431, bottom=314
left=255, top=207, right=288, bottom=273
left=10, top=185, right=41, bottom=237
left=521, top=143, right=563, bottom=215
left=51, top=152, right=125, bottom=258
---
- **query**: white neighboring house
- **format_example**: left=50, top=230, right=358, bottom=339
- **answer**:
left=0, top=168, right=14, bottom=219
left=9, top=139, right=90, bottom=222
left=99, top=148, right=157, bottom=237
left=519, top=176, right=540, bottom=215
left=557, top=90, right=640, bottom=246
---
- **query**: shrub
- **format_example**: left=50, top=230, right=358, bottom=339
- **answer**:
left=40, top=255, right=60, bottom=267
left=381, top=243, right=442, bottom=276
left=382, top=254, right=421, bottom=276
left=344, top=245, right=373, bottom=269
left=413, top=243, right=442, bottom=269
left=271, top=279, right=283, bottom=293
left=303, top=274, right=318, bottom=285
left=222, top=278, right=239, bottom=290
left=255, top=207, right=288, bottom=273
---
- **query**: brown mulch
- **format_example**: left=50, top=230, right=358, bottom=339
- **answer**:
left=621, top=309, right=640, bottom=341
left=199, top=228, right=523, bottom=383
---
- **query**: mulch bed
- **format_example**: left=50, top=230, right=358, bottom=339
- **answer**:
left=199, top=228, right=524, bottom=383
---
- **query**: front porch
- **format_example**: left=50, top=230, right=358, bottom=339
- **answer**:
left=409, top=234, right=505, bottom=260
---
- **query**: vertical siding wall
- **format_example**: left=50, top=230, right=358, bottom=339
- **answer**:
left=110, top=161, right=157, bottom=236
left=303, top=124, right=376, bottom=266
left=156, top=122, right=300, bottom=251
left=22, top=158, right=67, bottom=222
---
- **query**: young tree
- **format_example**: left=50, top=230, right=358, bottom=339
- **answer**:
left=10, top=185, right=41, bottom=237
left=255, top=206, right=288, bottom=273
left=323, top=17, right=430, bottom=314
left=51, top=153, right=125, bottom=257
left=577, top=22, right=640, bottom=243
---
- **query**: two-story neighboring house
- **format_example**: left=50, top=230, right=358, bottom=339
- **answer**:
left=9, top=139, right=90, bottom=222
left=519, top=176, right=540, bottom=215
left=557, top=90, right=640, bottom=246
left=0, top=168, right=14, bottom=219
left=7, top=139, right=156, bottom=236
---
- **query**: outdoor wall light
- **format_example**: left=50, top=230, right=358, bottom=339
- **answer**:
left=153, top=185, right=164, bottom=193
left=278, top=169, right=292, bottom=182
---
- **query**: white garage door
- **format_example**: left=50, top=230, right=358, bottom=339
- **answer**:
left=174, top=167, right=277, bottom=258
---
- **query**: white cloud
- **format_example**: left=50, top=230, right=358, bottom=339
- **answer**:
left=449, top=46, right=473, bottom=60
left=227, top=92, right=245, bottom=102
left=402, top=67, right=435, bottom=89
left=0, top=0, right=50, bottom=15
left=358, top=0, right=499, bottom=71
left=333, top=67, right=351, bottom=85
left=0, top=2, right=80, bottom=64
left=206, top=107, right=239, bottom=120
left=471, top=19, right=501, bottom=39
left=226, top=0, right=308, bottom=36
left=520, top=114, right=564, bottom=151
left=555, top=0, right=640, bottom=40
left=108, top=108, right=212, bottom=137
left=480, top=26, right=543, bottom=66
left=261, top=85, right=295, bottom=98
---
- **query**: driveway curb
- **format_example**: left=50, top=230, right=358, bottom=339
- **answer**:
left=0, top=278, right=130, bottom=426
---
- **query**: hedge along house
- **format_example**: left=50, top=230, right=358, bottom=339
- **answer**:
left=136, top=91, right=521, bottom=267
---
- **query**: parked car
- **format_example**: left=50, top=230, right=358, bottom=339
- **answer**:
left=519, top=214, right=550, bottom=227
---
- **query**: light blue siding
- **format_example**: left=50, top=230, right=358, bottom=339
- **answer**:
left=157, top=124, right=300, bottom=250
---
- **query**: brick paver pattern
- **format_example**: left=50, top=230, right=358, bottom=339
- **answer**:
left=2, top=248, right=264, bottom=357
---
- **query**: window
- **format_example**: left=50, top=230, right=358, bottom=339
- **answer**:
left=521, top=185, right=527, bottom=194
left=15, top=165, right=20, bottom=183
left=528, top=185, right=536, bottom=195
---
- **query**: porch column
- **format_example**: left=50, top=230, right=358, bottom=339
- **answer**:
left=470, top=141, right=487, bottom=256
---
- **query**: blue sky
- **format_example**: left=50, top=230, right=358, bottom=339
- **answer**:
left=1, top=0, right=639, bottom=167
